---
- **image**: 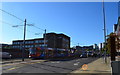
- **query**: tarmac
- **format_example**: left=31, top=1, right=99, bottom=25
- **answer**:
left=1, top=56, right=120, bottom=75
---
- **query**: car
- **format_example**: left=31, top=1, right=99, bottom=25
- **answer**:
left=87, top=51, right=94, bottom=57
left=80, top=53, right=87, bottom=58
left=0, top=52, right=12, bottom=59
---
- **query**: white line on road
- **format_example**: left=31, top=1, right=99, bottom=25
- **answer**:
left=74, top=62, right=80, bottom=66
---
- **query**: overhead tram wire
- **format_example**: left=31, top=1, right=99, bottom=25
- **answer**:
left=0, top=9, right=24, bottom=22
left=118, top=1, right=120, bottom=17
left=0, top=20, right=36, bottom=34
left=0, top=9, right=45, bottom=35
left=32, top=25, right=44, bottom=31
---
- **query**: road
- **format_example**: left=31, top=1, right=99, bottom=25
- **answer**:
left=1, top=57, right=98, bottom=74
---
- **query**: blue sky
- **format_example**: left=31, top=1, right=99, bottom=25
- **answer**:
left=1, top=2, right=119, bottom=47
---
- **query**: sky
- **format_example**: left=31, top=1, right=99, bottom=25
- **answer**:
left=1, top=2, right=119, bottom=47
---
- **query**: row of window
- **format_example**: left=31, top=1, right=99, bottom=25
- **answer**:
left=35, top=44, right=47, bottom=47
left=13, top=40, right=48, bottom=45
left=13, top=44, right=47, bottom=48
left=35, top=40, right=48, bottom=43
left=13, top=42, right=23, bottom=45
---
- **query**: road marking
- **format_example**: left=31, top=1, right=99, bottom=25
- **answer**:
left=0, top=64, right=16, bottom=67
left=2, top=61, right=44, bottom=73
left=36, top=61, right=42, bottom=63
left=3, top=65, right=24, bottom=72
left=7, top=67, right=17, bottom=70
left=1, top=60, right=45, bottom=68
left=51, top=61, right=60, bottom=63
left=1, top=62, right=27, bottom=67
left=74, top=62, right=80, bottom=66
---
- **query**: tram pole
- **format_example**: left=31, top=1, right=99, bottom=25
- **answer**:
left=44, top=29, right=46, bottom=58
left=22, top=19, right=26, bottom=61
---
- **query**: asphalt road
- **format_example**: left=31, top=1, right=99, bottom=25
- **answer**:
left=1, top=57, right=98, bottom=73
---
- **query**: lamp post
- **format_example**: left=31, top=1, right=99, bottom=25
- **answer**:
left=102, top=0, right=107, bottom=63
left=22, top=19, right=26, bottom=61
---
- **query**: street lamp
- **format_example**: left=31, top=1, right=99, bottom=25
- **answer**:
left=102, top=0, right=107, bottom=63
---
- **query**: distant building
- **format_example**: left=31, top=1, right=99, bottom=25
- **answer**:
left=0, top=43, right=12, bottom=50
left=74, top=45, right=93, bottom=51
left=82, top=45, right=94, bottom=50
left=12, top=33, right=70, bottom=50
left=93, top=44, right=99, bottom=50
left=75, top=46, right=82, bottom=50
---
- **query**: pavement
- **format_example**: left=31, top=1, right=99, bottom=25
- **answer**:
left=71, top=57, right=112, bottom=75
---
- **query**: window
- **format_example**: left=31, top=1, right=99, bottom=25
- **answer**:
left=25, top=41, right=27, bottom=44
left=17, top=42, right=19, bottom=44
left=41, top=40, right=43, bottom=43
left=35, top=45, right=39, bottom=47
left=39, top=40, right=41, bottom=43
left=30, top=41, right=33, bottom=44
left=31, top=45, right=34, bottom=47
left=25, top=45, right=27, bottom=48
left=35, top=40, right=39, bottom=43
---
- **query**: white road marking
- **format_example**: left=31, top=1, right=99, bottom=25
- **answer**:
left=74, top=62, right=80, bottom=66
left=51, top=61, right=60, bottom=63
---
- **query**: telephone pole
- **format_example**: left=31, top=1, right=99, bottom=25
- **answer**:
left=22, top=19, right=26, bottom=61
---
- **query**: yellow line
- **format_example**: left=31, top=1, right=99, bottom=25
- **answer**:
left=1, top=64, right=14, bottom=67
left=2, top=60, right=45, bottom=67
left=7, top=67, right=17, bottom=71
left=4, top=66, right=23, bottom=72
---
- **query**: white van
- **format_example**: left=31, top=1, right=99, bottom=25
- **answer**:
left=0, top=52, right=12, bottom=59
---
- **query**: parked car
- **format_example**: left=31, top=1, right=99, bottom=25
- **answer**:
left=0, top=52, right=12, bottom=59
left=80, top=52, right=87, bottom=58
left=87, top=51, right=94, bottom=57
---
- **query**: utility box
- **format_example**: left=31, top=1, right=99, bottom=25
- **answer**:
left=111, top=61, right=120, bottom=75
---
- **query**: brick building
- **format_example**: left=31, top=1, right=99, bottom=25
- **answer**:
left=45, top=33, right=70, bottom=49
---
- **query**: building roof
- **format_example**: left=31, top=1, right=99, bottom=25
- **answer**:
left=13, top=32, right=70, bottom=42
left=13, top=38, right=44, bottom=42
